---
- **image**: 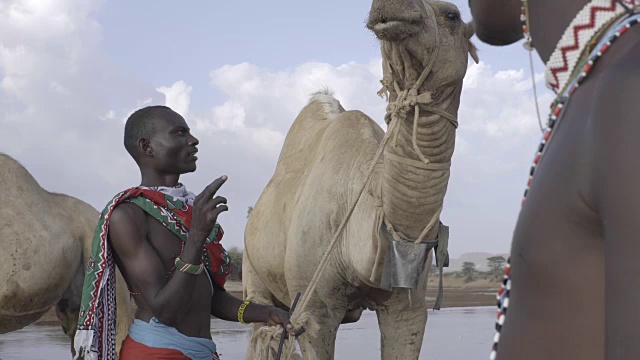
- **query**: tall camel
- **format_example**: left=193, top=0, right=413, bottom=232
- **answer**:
left=0, top=154, right=134, bottom=358
left=243, top=0, right=478, bottom=359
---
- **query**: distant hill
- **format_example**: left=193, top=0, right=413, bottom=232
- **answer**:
left=445, top=252, right=510, bottom=273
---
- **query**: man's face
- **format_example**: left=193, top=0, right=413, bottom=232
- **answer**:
left=146, top=110, right=200, bottom=175
left=468, top=0, right=523, bottom=46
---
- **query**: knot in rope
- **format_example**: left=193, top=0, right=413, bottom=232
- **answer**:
left=248, top=326, right=301, bottom=360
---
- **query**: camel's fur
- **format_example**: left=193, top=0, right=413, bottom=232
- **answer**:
left=244, top=1, right=477, bottom=358
left=0, top=154, right=134, bottom=358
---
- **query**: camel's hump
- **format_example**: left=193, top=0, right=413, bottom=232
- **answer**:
left=0, top=153, right=49, bottom=197
left=307, top=88, right=345, bottom=120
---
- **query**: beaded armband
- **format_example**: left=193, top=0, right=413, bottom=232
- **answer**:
left=238, top=301, right=251, bottom=325
left=174, top=257, right=204, bottom=275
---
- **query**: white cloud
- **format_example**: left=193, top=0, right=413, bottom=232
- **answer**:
left=0, top=0, right=555, bottom=255
left=208, top=60, right=387, bottom=131
left=156, top=80, right=192, bottom=117
left=0, top=0, right=159, bottom=208
left=191, top=59, right=554, bottom=255
left=191, top=60, right=387, bottom=160
left=460, top=62, right=554, bottom=140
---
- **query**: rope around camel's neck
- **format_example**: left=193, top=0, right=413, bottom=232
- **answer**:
left=380, top=103, right=456, bottom=242
left=375, top=42, right=458, bottom=244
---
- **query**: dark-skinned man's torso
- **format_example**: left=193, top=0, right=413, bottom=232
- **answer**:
left=112, top=203, right=215, bottom=339
left=75, top=106, right=295, bottom=360
left=497, top=12, right=640, bottom=360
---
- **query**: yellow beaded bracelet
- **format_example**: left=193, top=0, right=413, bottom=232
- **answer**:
left=238, top=301, right=251, bottom=325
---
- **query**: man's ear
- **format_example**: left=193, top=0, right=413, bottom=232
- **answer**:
left=138, top=138, right=152, bottom=156
left=469, top=41, right=480, bottom=64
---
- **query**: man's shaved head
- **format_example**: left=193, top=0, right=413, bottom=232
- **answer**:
left=124, top=105, right=172, bottom=160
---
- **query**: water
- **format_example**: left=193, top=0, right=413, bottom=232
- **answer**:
left=0, top=307, right=495, bottom=359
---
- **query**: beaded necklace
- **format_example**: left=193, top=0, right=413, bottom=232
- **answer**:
left=490, top=2, right=640, bottom=359
left=545, top=0, right=639, bottom=93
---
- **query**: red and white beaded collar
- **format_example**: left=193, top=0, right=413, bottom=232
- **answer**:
left=544, top=0, right=639, bottom=93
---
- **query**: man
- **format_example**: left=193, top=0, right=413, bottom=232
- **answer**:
left=469, top=1, right=640, bottom=359
left=74, top=106, right=296, bottom=359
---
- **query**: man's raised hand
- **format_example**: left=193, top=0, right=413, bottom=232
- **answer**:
left=190, top=175, right=228, bottom=244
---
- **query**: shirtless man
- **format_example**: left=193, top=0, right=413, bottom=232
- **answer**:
left=74, top=106, right=296, bottom=359
left=469, top=1, right=640, bottom=359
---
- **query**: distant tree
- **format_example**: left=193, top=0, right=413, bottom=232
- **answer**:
left=461, top=262, right=476, bottom=283
left=227, top=247, right=243, bottom=281
left=487, top=256, right=507, bottom=281
left=247, top=206, right=253, bottom=219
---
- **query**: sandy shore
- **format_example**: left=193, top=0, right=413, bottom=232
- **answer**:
left=34, top=278, right=498, bottom=326
left=426, top=276, right=498, bottom=308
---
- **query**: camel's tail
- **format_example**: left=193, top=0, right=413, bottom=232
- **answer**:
left=308, top=88, right=345, bottom=120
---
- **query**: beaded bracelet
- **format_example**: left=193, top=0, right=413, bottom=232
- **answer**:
left=174, top=257, right=204, bottom=275
left=238, top=301, right=251, bottom=325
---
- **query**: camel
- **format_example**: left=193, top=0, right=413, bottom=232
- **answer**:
left=243, top=0, right=478, bottom=359
left=0, top=154, right=134, bottom=358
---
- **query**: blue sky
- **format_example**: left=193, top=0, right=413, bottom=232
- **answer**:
left=0, top=0, right=554, bottom=257
left=94, top=0, right=542, bottom=114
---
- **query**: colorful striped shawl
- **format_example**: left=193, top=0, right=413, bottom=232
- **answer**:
left=74, top=186, right=230, bottom=360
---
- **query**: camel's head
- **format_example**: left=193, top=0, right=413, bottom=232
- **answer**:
left=366, top=0, right=478, bottom=93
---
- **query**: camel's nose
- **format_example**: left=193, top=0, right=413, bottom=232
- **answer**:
left=366, top=0, right=425, bottom=41
left=367, top=0, right=423, bottom=29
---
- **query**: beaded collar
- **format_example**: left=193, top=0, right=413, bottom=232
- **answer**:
left=544, top=0, right=639, bottom=94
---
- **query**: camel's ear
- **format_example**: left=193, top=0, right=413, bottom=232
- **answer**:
left=464, top=21, right=475, bottom=40
left=464, top=21, right=479, bottom=63
left=469, top=41, right=479, bottom=64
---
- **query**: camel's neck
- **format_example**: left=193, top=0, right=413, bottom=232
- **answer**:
left=380, top=85, right=461, bottom=241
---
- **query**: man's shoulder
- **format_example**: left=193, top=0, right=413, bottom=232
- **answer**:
left=595, top=56, right=640, bottom=95
left=108, top=202, right=148, bottom=238
left=111, top=201, right=145, bottom=218
left=592, top=61, right=640, bottom=122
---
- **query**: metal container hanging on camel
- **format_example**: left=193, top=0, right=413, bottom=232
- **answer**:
left=380, top=220, right=450, bottom=309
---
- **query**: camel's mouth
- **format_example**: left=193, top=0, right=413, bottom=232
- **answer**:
left=367, top=14, right=423, bottom=42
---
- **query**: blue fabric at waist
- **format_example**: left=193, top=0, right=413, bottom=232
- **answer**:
left=128, top=317, right=216, bottom=360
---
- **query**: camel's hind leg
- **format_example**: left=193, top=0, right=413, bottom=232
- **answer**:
left=242, top=251, right=277, bottom=306
left=376, top=289, right=428, bottom=360
left=243, top=253, right=280, bottom=359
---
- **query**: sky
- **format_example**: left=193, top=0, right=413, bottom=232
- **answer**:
left=0, top=0, right=555, bottom=257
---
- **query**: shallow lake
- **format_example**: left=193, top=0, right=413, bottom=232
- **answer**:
left=0, top=306, right=495, bottom=359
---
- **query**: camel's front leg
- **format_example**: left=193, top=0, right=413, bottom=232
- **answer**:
left=376, top=288, right=428, bottom=360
